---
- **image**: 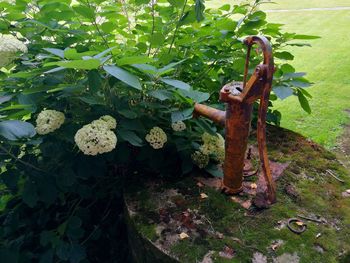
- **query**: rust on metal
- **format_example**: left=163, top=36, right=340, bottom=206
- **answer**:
left=193, top=35, right=276, bottom=204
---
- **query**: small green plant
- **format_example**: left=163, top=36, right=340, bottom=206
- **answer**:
left=0, top=0, right=317, bottom=262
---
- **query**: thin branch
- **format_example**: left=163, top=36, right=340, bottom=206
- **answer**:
left=120, top=0, right=132, bottom=33
left=147, top=0, right=156, bottom=56
left=168, top=0, right=188, bottom=54
left=85, top=0, right=110, bottom=49
left=0, top=144, right=45, bottom=172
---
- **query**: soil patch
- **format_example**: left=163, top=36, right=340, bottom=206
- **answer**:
left=334, top=109, right=350, bottom=170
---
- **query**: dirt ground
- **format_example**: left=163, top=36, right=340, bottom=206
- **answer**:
left=335, top=110, right=350, bottom=170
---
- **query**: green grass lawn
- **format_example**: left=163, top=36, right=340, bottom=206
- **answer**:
left=208, top=0, right=350, bottom=10
left=209, top=0, right=350, bottom=148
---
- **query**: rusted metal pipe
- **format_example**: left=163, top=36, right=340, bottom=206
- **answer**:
left=193, top=103, right=226, bottom=126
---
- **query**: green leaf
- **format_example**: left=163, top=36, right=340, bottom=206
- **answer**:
left=79, top=96, right=105, bottom=105
left=0, top=120, right=36, bottom=141
left=69, top=244, right=86, bottom=263
left=289, top=79, right=311, bottom=88
left=297, top=90, right=311, bottom=114
left=0, top=104, right=31, bottom=111
left=64, top=48, right=96, bottom=60
left=118, top=129, right=143, bottom=147
left=283, top=72, right=306, bottom=79
left=93, top=47, right=116, bottom=59
left=275, top=51, right=294, bottom=60
left=293, top=34, right=320, bottom=40
left=116, top=56, right=154, bottom=66
left=88, top=70, right=103, bottom=93
left=103, top=65, right=142, bottom=90
left=273, top=85, right=293, bottom=100
left=43, top=48, right=64, bottom=58
left=149, top=90, right=173, bottom=101
left=44, top=67, right=66, bottom=74
left=195, top=0, right=205, bottom=22
left=299, top=87, right=312, bottom=98
left=135, top=0, right=150, bottom=4
left=158, top=59, right=186, bottom=75
left=132, top=64, right=158, bottom=75
left=249, top=10, right=266, bottom=22
left=149, top=32, right=165, bottom=47
left=72, top=5, right=95, bottom=19
left=280, top=64, right=295, bottom=74
left=56, top=242, right=70, bottom=261
left=55, top=59, right=100, bottom=70
left=161, top=78, right=191, bottom=90
left=118, top=109, right=138, bottom=119
left=22, top=180, right=39, bottom=208
left=219, top=4, right=231, bottom=11
left=194, top=118, right=217, bottom=135
left=167, top=0, right=185, bottom=8
left=179, top=89, right=209, bottom=103
left=0, top=95, right=12, bottom=104
left=101, top=21, right=115, bottom=33
left=205, top=164, right=224, bottom=177
left=179, top=10, right=197, bottom=26
left=171, top=107, right=194, bottom=122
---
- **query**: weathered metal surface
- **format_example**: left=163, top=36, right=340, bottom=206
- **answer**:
left=193, top=35, right=276, bottom=204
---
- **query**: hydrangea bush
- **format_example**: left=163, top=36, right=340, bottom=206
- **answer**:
left=0, top=0, right=316, bottom=262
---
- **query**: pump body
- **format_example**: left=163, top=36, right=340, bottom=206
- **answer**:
left=194, top=36, right=276, bottom=204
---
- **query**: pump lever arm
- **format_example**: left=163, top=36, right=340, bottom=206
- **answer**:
left=244, top=36, right=276, bottom=204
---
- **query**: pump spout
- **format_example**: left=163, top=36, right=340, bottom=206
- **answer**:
left=193, top=103, right=226, bottom=127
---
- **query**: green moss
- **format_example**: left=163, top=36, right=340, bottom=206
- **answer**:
left=126, top=126, right=350, bottom=262
left=136, top=221, right=158, bottom=242
left=170, top=239, right=209, bottom=262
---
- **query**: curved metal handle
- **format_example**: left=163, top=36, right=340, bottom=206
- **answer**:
left=245, top=36, right=276, bottom=204
left=243, top=35, right=274, bottom=76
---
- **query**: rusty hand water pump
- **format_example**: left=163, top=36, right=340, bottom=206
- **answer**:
left=193, top=35, right=276, bottom=204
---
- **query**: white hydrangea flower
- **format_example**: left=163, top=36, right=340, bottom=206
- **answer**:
left=99, top=115, right=117, bottom=129
left=0, top=34, right=27, bottom=67
left=35, top=110, right=65, bottom=135
left=74, top=122, right=117, bottom=155
left=200, top=132, right=225, bottom=163
left=145, top=126, right=167, bottom=149
left=191, top=150, right=209, bottom=169
left=171, top=121, right=186, bottom=132
left=91, top=115, right=117, bottom=130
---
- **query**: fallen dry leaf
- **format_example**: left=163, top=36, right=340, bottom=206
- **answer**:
left=242, top=200, right=252, bottom=209
left=296, top=221, right=304, bottom=226
left=200, top=193, right=208, bottom=199
left=342, top=191, right=350, bottom=198
left=200, top=251, right=214, bottom=263
left=219, top=246, right=235, bottom=259
left=197, top=182, right=204, bottom=188
left=271, top=244, right=279, bottom=251
left=216, top=232, right=224, bottom=239
left=270, top=240, right=284, bottom=251
left=179, top=232, right=189, bottom=239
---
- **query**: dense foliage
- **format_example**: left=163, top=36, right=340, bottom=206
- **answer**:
left=0, top=0, right=316, bottom=262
